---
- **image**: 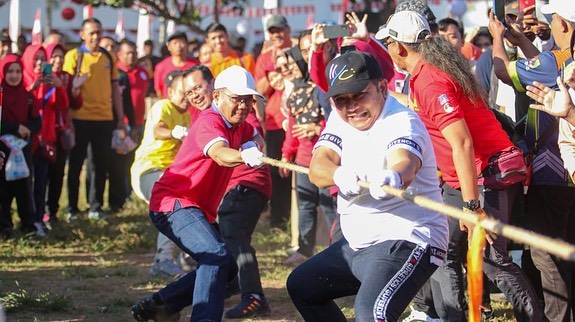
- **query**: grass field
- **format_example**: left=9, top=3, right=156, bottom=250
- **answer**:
left=0, top=194, right=516, bottom=322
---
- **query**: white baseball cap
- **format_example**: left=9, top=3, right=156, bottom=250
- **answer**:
left=214, top=65, right=263, bottom=98
left=540, top=0, right=575, bottom=23
left=375, top=11, right=431, bottom=43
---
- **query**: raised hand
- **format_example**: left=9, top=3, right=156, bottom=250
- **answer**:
left=526, top=77, right=575, bottom=119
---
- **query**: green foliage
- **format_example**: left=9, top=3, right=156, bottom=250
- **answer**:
left=1, top=285, right=72, bottom=313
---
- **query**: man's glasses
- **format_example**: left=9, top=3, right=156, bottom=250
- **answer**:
left=222, top=91, right=255, bottom=106
left=185, top=83, right=207, bottom=98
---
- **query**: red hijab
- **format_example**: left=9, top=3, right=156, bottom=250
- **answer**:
left=44, top=43, right=66, bottom=76
left=21, top=44, right=47, bottom=89
left=0, top=54, right=32, bottom=124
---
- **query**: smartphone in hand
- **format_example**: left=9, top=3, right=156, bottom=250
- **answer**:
left=42, top=62, right=53, bottom=77
left=323, top=24, right=353, bottom=39
left=493, top=0, right=506, bottom=23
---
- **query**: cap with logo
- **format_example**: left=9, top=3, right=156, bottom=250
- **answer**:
left=266, top=15, right=289, bottom=30
left=375, top=11, right=431, bottom=43
left=325, top=51, right=382, bottom=98
left=395, top=0, right=437, bottom=23
left=214, top=65, right=263, bottom=98
left=540, top=0, right=575, bottom=23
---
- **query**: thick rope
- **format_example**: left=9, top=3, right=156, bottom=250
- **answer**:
left=259, top=157, right=575, bottom=262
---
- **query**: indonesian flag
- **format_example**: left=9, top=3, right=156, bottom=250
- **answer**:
left=83, top=4, right=93, bottom=19
left=166, top=20, right=175, bottom=38
left=32, top=9, right=42, bottom=45
left=136, top=8, right=151, bottom=58
left=115, top=10, right=125, bottom=41
left=9, top=0, right=20, bottom=53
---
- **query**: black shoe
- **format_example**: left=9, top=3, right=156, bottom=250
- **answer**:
left=130, top=294, right=180, bottom=321
left=224, top=293, right=271, bottom=319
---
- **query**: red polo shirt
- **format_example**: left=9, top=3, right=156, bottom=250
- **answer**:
left=153, top=56, right=198, bottom=98
left=409, top=60, right=512, bottom=189
left=149, top=107, right=256, bottom=222
left=117, top=61, right=150, bottom=126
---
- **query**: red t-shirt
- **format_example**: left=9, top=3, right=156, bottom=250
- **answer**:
left=226, top=109, right=272, bottom=199
left=153, top=56, right=198, bottom=98
left=409, top=60, right=513, bottom=189
left=149, top=108, right=256, bottom=222
left=264, top=89, right=284, bottom=131
left=118, top=62, right=150, bottom=126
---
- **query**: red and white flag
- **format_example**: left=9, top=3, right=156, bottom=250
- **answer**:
left=306, top=13, right=314, bottom=29
left=115, top=10, right=125, bottom=41
left=9, top=0, right=20, bottom=53
left=83, top=4, right=93, bottom=19
left=32, top=9, right=42, bottom=45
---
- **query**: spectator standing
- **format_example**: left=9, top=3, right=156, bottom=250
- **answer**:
left=62, top=18, right=126, bottom=220
left=205, top=23, right=256, bottom=77
left=254, top=15, right=293, bottom=230
left=130, top=65, right=265, bottom=321
left=153, top=32, right=198, bottom=98
left=0, top=54, right=41, bottom=239
left=0, top=32, right=12, bottom=59
left=21, top=45, right=68, bottom=235
left=138, top=39, right=161, bottom=97
left=490, top=1, right=575, bottom=320
left=43, top=43, right=85, bottom=225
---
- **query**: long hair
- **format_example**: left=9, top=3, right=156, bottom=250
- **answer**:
left=417, top=36, right=487, bottom=103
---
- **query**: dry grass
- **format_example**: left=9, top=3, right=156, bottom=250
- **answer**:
left=0, top=196, right=516, bottom=321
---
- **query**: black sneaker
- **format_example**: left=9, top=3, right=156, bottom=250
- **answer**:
left=224, top=293, right=271, bottom=319
left=130, top=294, right=180, bottom=321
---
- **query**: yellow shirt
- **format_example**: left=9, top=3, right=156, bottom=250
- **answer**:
left=131, top=99, right=191, bottom=176
left=62, top=47, right=119, bottom=121
left=209, top=51, right=255, bottom=78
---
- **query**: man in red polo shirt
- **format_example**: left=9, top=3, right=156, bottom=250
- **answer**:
left=117, top=39, right=150, bottom=142
left=131, top=65, right=266, bottom=322
left=154, top=32, right=198, bottom=98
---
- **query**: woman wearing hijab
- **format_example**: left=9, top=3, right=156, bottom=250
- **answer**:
left=0, top=54, right=41, bottom=239
left=21, top=44, right=69, bottom=235
left=280, top=46, right=339, bottom=266
left=43, top=43, right=85, bottom=226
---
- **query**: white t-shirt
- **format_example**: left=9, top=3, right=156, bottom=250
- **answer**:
left=315, top=96, right=448, bottom=259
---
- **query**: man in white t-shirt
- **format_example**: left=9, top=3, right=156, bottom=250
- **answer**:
left=286, top=51, right=448, bottom=321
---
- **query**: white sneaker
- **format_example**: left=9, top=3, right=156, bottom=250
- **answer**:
left=403, top=306, right=440, bottom=322
left=148, top=259, right=185, bottom=278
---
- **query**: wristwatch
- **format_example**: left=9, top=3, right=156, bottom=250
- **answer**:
left=463, top=199, right=481, bottom=212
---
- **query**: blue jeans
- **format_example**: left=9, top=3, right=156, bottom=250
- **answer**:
left=287, top=238, right=437, bottom=322
left=296, top=172, right=340, bottom=256
left=149, top=201, right=238, bottom=322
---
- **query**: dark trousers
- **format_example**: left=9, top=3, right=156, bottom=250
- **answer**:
left=67, top=120, right=113, bottom=213
left=46, top=140, right=68, bottom=217
left=108, top=148, right=134, bottom=210
left=265, top=129, right=291, bottom=229
left=295, top=172, right=340, bottom=257
left=33, top=156, right=49, bottom=222
left=287, top=238, right=437, bottom=322
left=0, top=146, right=35, bottom=235
left=526, top=185, right=575, bottom=322
left=425, top=184, right=544, bottom=322
left=218, top=185, right=267, bottom=296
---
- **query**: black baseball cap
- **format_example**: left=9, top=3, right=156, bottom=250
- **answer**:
left=165, top=70, right=184, bottom=88
left=167, top=31, right=188, bottom=43
left=266, top=15, right=289, bottom=30
left=325, top=51, right=382, bottom=98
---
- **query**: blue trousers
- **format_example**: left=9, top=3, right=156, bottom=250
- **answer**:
left=150, top=201, right=238, bottom=322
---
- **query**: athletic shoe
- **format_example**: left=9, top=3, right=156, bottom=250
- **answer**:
left=130, top=294, right=180, bottom=321
left=64, top=211, right=80, bottom=223
left=88, top=210, right=111, bottom=220
left=283, top=252, right=308, bottom=266
left=403, top=306, right=440, bottom=322
left=148, top=259, right=185, bottom=278
left=34, top=222, right=47, bottom=238
left=224, top=293, right=271, bottom=319
left=285, top=246, right=299, bottom=256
